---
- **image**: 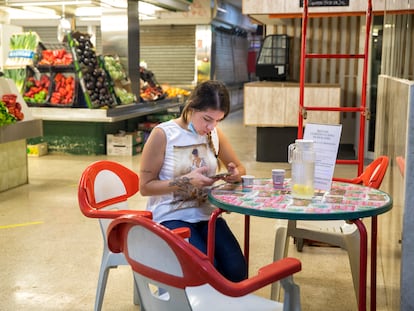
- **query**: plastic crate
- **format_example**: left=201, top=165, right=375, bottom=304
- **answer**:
left=36, top=42, right=74, bottom=69
left=48, top=71, right=78, bottom=107
left=23, top=66, right=51, bottom=107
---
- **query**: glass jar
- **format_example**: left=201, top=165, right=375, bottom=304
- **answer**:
left=288, top=139, right=315, bottom=199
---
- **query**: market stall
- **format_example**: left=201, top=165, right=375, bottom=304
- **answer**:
left=0, top=77, right=42, bottom=192
left=3, top=31, right=186, bottom=155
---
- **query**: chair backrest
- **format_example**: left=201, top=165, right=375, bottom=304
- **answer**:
left=78, top=160, right=151, bottom=219
left=107, top=215, right=302, bottom=311
left=353, top=156, right=389, bottom=189
left=396, top=156, right=405, bottom=177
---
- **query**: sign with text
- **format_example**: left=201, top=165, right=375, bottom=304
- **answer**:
left=300, top=0, right=349, bottom=7
left=304, top=123, right=342, bottom=191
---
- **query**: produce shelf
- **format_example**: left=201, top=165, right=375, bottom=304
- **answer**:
left=0, top=118, right=43, bottom=144
left=29, top=97, right=182, bottom=123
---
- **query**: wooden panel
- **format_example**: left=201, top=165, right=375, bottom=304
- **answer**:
left=244, top=83, right=287, bottom=126
left=244, top=82, right=340, bottom=127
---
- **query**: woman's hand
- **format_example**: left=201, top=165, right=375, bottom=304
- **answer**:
left=223, top=162, right=241, bottom=183
left=184, top=167, right=216, bottom=188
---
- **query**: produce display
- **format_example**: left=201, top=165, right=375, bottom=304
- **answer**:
left=103, top=55, right=126, bottom=80
left=0, top=102, right=15, bottom=126
left=140, top=67, right=165, bottom=101
left=164, top=86, right=191, bottom=98
left=38, top=48, right=73, bottom=66
left=23, top=74, right=50, bottom=104
left=3, top=68, right=26, bottom=93
left=114, top=87, right=135, bottom=105
left=69, top=32, right=116, bottom=108
left=3, top=32, right=40, bottom=94
left=102, top=55, right=136, bottom=105
left=0, top=94, right=24, bottom=126
left=50, top=73, right=75, bottom=105
left=4, top=30, right=182, bottom=111
left=5, top=32, right=39, bottom=67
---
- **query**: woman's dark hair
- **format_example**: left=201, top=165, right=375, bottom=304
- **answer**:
left=181, top=80, right=230, bottom=123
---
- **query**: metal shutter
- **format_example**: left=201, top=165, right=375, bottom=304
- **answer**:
left=213, top=28, right=249, bottom=84
left=140, top=25, right=196, bottom=86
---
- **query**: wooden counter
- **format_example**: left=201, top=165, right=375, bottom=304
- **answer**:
left=243, top=81, right=341, bottom=162
left=244, top=81, right=341, bottom=127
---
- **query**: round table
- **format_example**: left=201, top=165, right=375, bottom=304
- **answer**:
left=207, top=178, right=392, bottom=311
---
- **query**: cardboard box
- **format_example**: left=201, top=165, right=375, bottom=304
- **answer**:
left=107, top=132, right=144, bottom=156
left=107, top=143, right=143, bottom=156
left=107, top=131, right=143, bottom=147
left=27, top=142, right=48, bottom=157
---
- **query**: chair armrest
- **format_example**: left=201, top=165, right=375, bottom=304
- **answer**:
left=172, top=227, right=191, bottom=240
left=209, top=257, right=301, bottom=297
left=84, top=209, right=152, bottom=219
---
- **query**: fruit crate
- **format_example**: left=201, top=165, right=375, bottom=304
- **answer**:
left=23, top=66, right=52, bottom=107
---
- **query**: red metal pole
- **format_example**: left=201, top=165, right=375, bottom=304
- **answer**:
left=357, top=0, right=372, bottom=175
left=298, top=0, right=308, bottom=139
left=353, top=219, right=368, bottom=311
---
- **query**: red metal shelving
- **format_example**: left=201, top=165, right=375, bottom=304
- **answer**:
left=298, top=0, right=373, bottom=176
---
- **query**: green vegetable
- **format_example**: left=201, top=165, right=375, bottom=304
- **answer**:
left=0, top=102, right=16, bottom=126
left=3, top=68, right=26, bottom=93
left=6, top=32, right=39, bottom=67
left=9, top=32, right=39, bottom=51
left=115, top=87, right=136, bottom=105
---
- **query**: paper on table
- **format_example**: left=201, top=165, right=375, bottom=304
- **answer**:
left=304, top=123, right=342, bottom=191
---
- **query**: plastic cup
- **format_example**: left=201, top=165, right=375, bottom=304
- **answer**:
left=272, top=169, right=285, bottom=189
left=241, top=175, right=254, bottom=191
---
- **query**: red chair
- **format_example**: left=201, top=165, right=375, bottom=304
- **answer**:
left=396, top=156, right=405, bottom=177
left=333, top=155, right=390, bottom=188
left=107, top=214, right=302, bottom=311
left=272, top=156, right=389, bottom=303
left=78, top=160, right=152, bottom=311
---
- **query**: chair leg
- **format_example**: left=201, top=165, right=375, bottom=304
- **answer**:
left=271, top=226, right=289, bottom=301
left=280, top=275, right=301, bottom=311
left=133, top=273, right=144, bottom=310
left=95, top=264, right=111, bottom=311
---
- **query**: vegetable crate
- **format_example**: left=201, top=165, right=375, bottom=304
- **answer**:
left=23, top=66, right=51, bottom=107
left=49, top=71, right=78, bottom=107
left=36, top=42, right=74, bottom=69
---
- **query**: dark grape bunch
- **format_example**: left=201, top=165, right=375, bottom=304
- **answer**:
left=73, top=34, right=116, bottom=108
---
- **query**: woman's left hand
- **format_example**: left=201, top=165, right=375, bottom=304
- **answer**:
left=224, top=162, right=241, bottom=183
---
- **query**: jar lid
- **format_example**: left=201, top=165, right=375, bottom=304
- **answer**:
left=295, top=139, right=314, bottom=150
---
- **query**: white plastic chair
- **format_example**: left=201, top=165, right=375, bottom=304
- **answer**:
left=78, top=160, right=152, bottom=311
left=107, top=214, right=303, bottom=311
left=271, top=156, right=389, bottom=302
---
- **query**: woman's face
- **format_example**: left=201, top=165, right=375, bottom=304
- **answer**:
left=191, top=108, right=225, bottom=135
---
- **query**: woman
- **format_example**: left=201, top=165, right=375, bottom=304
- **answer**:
left=139, top=80, right=247, bottom=282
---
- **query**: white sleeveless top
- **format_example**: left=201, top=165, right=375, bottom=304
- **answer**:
left=146, top=120, right=219, bottom=223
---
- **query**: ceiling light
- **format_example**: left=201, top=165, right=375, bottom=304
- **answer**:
left=8, top=1, right=92, bottom=6
left=75, top=6, right=102, bottom=17
left=22, top=6, right=57, bottom=16
left=5, top=7, right=60, bottom=20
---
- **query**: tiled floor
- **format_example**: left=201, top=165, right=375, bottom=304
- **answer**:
left=0, top=109, right=400, bottom=310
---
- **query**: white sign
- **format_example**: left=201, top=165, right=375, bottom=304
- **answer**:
left=304, top=123, right=342, bottom=191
